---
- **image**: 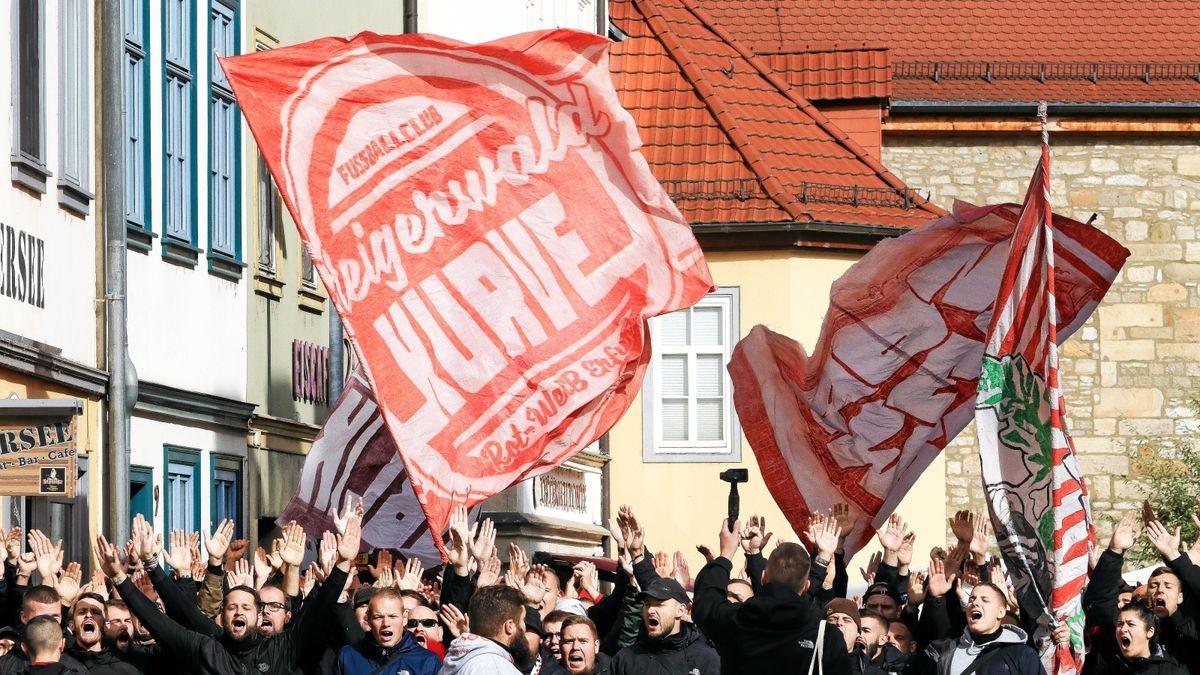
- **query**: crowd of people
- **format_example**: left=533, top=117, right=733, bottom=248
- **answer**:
left=0, top=496, right=1195, bottom=674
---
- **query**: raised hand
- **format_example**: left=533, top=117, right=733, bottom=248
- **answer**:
left=93, top=535, right=128, bottom=581
left=944, top=541, right=969, bottom=579
left=522, top=564, right=552, bottom=606
left=267, top=539, right=285, bottom=572
left=741, top=515, right=772, bottom=556
left=164, top=530, right=192, bottom=573
left=476, top=554, right=502, bottom=589
left=619, top=505, right=646, bottom=560
left=508, top=543, right=530, bottom=581
left=670, top=553, right=690, bottom=590
left=831, top=503, right=856, bottom=542
left=470, top=518, right=497, bottom=564
left=132, top=570, right=158, bottom=602
left=4, top=527, right=21, bottom=563
left=696, top=544, right=715, bottom=563
left=280, top=521, right=306, bottom=568
left=189, top=533, right=205, bottom=580
left=719, top=518, right=740, bottom=560
left=336, top=512, right=362, bottom=564
left=376, top=562, right=396, bottom=588
left=877, top=514, right=908, bottom=552
left=969, top=514, right=992, bottom=561
left=926, top=557, right=956, bottom=597
left=318, top=531, right=337, bottom=579
left=228, top=558, right=254, bottom=588
left=331, top=493, right=357, bottom=535
left=301, top=564, right=319, bottom=597
left=252, top=547, right=272, bottom=587
left=56, top=561, right=82, bottom=605
left=29, top=529, right=64, bottom=581
left=130, top=515, right=161, bottom=565
left=859, top=551, right=882, bottom=583
left=205, top=519, right=235, bottom=566
left=949, top=510, right=973, bottom=544
left=398, top=557, right=424, bottom=591
left=811, top=514, right=842, bottom=559
left=85, top=569, right=108, bottom=601
left=447, top=505, right=472, bottom=575
left=439, top=604, right=469, bottom=638
left=227, top=539, right=250, bottom=565
left=907, top=570, right=927, bottom=606
left=897, top=531, right=917, bottom=568
left=653, top=550, right=671, bottom=578
left=1145, top=519, right=1182, bottom=560
left=369, top=549, right=393, bottom=581
left=1109, top=511, right=1139, bottom=554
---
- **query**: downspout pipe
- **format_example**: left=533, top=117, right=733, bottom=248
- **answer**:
left=101, top=0, right=135, bottom=545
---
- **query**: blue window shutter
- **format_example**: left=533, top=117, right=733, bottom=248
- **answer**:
left=208, top=1, right=239, bottom=260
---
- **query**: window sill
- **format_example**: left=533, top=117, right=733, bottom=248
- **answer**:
left=162, top=238, right=203, bottom=268
left=298, top=285, right=326, bottom=314
left=643, top=447, right=741, bottom=463
left=208, top=252, right=246, bottom=282
left=57, top=181, right=94, bottom=217
left=11, top=156, right=50, bottom=195
left=254, top=272, right=284, bottom=300
left=127, top=223, right=157, bottom=253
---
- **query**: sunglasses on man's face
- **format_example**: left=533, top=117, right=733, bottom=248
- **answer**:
left=406, top=618, right=440, bottom=629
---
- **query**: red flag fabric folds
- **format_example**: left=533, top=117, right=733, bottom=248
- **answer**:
left=222, top=30, right=713, bottom=553
left=728, top=202, right=1128, bottom=556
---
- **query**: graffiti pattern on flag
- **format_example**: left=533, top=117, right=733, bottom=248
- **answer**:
left=221, top=30, right=713, bottom=546
left=729, top=201, right=1128, bottom=556
left=278, top=369, right=477, bottom=565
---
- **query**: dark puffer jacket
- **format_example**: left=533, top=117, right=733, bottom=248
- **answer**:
left=908, top=626, right=1046, bottom=675
left=610, top=622, right=720, bottom=675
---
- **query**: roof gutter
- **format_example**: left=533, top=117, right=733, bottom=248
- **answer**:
left=691, top=220, right=911, bottom=238
left=891, top=101, right=1200, bottom=117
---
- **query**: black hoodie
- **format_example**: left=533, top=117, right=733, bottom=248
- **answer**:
left=692, top=557, right=851, bottom=675
left=610, top=621, right=721, bottom=675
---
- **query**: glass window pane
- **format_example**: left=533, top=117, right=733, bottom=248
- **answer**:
left=692, top=306, right=723, bottom=346
left=660, top=355, right=687, bottom=398
left=696, top=399, right=724, bottom=442
left=657, top=312, right=688, bottom=347
left=661, top=399, right=687, bottom=442
left=696, top=354, right=723, bottom=397
left=49, top=503, right=70, bottom=546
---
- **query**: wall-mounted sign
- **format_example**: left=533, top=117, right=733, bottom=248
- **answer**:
left=292, top=339, right=329, bottom=404
left=0, top=222, right=45, bottom=308
left=0, top=418, right=77, bottom=496
left=533, top=465, right=588, bottom=515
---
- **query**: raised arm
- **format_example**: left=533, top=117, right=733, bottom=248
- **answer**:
left=128, top=515, right=220, bottom=638
left=1085, top=511, right=1136, bottom=633
left=692, top=518, right=742, bottom=641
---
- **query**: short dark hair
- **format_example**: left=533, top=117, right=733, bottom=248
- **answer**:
left=971, top=582, right=1009, bottom=605
left=398, top=589, right=429, bottom=609
left=1148, top=567, right=1179, bottom=583
left=542, top=609, right=572, bottom=627
left=23, top=615, right=62, bottom=657
left=560, top=615, right=597, bottom=639
left=223, top=586, right=262, bottom=609
left=1119, top=600, right=1159, bottom=639
left=21, top=585, right=61, bottom=615
left=71, top=593, right=107, bottom=618
left=858, top=608, right=889, bottom=631
left=468, top=585, right=526, bottom=639
left=765, top=543, right=810, bottom=593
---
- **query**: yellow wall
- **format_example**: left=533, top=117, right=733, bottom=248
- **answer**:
left=607, top=249, right=947, bottom=578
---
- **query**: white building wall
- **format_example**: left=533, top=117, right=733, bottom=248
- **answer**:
left=418, top=0, right=601, bottom=42
left=0, top=1, right=99, bottom=366
left=125, top=0, right=247, bottom=402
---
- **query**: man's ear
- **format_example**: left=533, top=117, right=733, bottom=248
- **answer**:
left=760, top=569, right=768, bottom=586
left=57, top=637, right=65, bottom=654
left=801, top=578, right=810, bottom=596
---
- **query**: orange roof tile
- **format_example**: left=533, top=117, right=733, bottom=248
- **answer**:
left=706, top=1, right=1200, bottom=104
left=760, top=44, right=891, bottom=101
left=609, top=0, right=943, bottom=228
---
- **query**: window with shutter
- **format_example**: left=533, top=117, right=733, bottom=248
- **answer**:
left=207, top=0, right=242, bottom=280
left=643, top=287, right=741, bottom=462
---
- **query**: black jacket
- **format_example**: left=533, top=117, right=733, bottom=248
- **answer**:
left=117, top=564, right=347, bottom=675
left=1088, top=652, right=1189, bottom=675
left=62, top=648, right=141, bottom=675
left=906, top=627, right=1046, bottom=675
left=610, top=622, right=720, bottom=675
left=0, top=651, right=85, bottom=674
left=692, top=557, right=851, bottom=675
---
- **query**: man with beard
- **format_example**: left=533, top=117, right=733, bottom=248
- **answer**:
left=408, top=605, right=447, bottom=661
left=99, top=599, right=169, bottom=671
left=63, top=593, right=139, bottom=674
left=97, top=508, right=355, bottom=675
left=335, top=588, right=439, bottom=674
left=440, top=585, right=535, bottom=674
left=521, top=605, right=566, bottom=675
left=611, top=577, right=718, bottom=675
left=257, top=585, right=292, bottom=638
left=856, top=609, right=906, bottom=675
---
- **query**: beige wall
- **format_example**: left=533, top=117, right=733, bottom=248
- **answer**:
left=606, top=248, right=948, bottom=579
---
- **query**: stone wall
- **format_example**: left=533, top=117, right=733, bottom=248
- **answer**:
left=881, top=134, right=1200, bottom=537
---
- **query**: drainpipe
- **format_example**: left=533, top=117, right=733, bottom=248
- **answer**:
left=403, top=0, right=418, bottom=34
left=328, top=312, right=343, bottom=402
left=100, top=0, right=135, bottom=545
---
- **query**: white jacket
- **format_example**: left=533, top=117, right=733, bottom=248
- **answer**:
left=438, top=634, right=522, bottom=675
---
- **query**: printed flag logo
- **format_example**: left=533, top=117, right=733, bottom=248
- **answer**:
left=221, top=30, right=713, bottom=552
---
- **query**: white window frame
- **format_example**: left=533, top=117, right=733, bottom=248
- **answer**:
left=642, top=286, right=741, bottom=462
left=58, top=0, right=93, bottom=215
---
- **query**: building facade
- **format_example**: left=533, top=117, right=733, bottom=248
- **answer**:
left=0, top=0, right=103, bottom=565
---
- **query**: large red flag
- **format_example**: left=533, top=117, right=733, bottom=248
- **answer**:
left=729, top=202, right=1128, bottom=556
left=222, top=30, right=713, bottom=552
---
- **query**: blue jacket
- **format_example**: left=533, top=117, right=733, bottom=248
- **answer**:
left=335, top=631, right=440, bottom=675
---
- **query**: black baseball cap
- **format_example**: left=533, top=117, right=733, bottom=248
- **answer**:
left=523, top=605, right=546, bottom=637
left=637, top=577, right=690, bottom=604
left=353, top=587, right=378, bottom=609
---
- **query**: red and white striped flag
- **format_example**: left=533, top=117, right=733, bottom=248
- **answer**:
left=975, top=142, right=1092, bottom=672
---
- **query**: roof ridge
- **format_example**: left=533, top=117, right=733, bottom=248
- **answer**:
left=632, top=0, right=812, bottom=222
left=682, top=0, right=942, bottom=215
